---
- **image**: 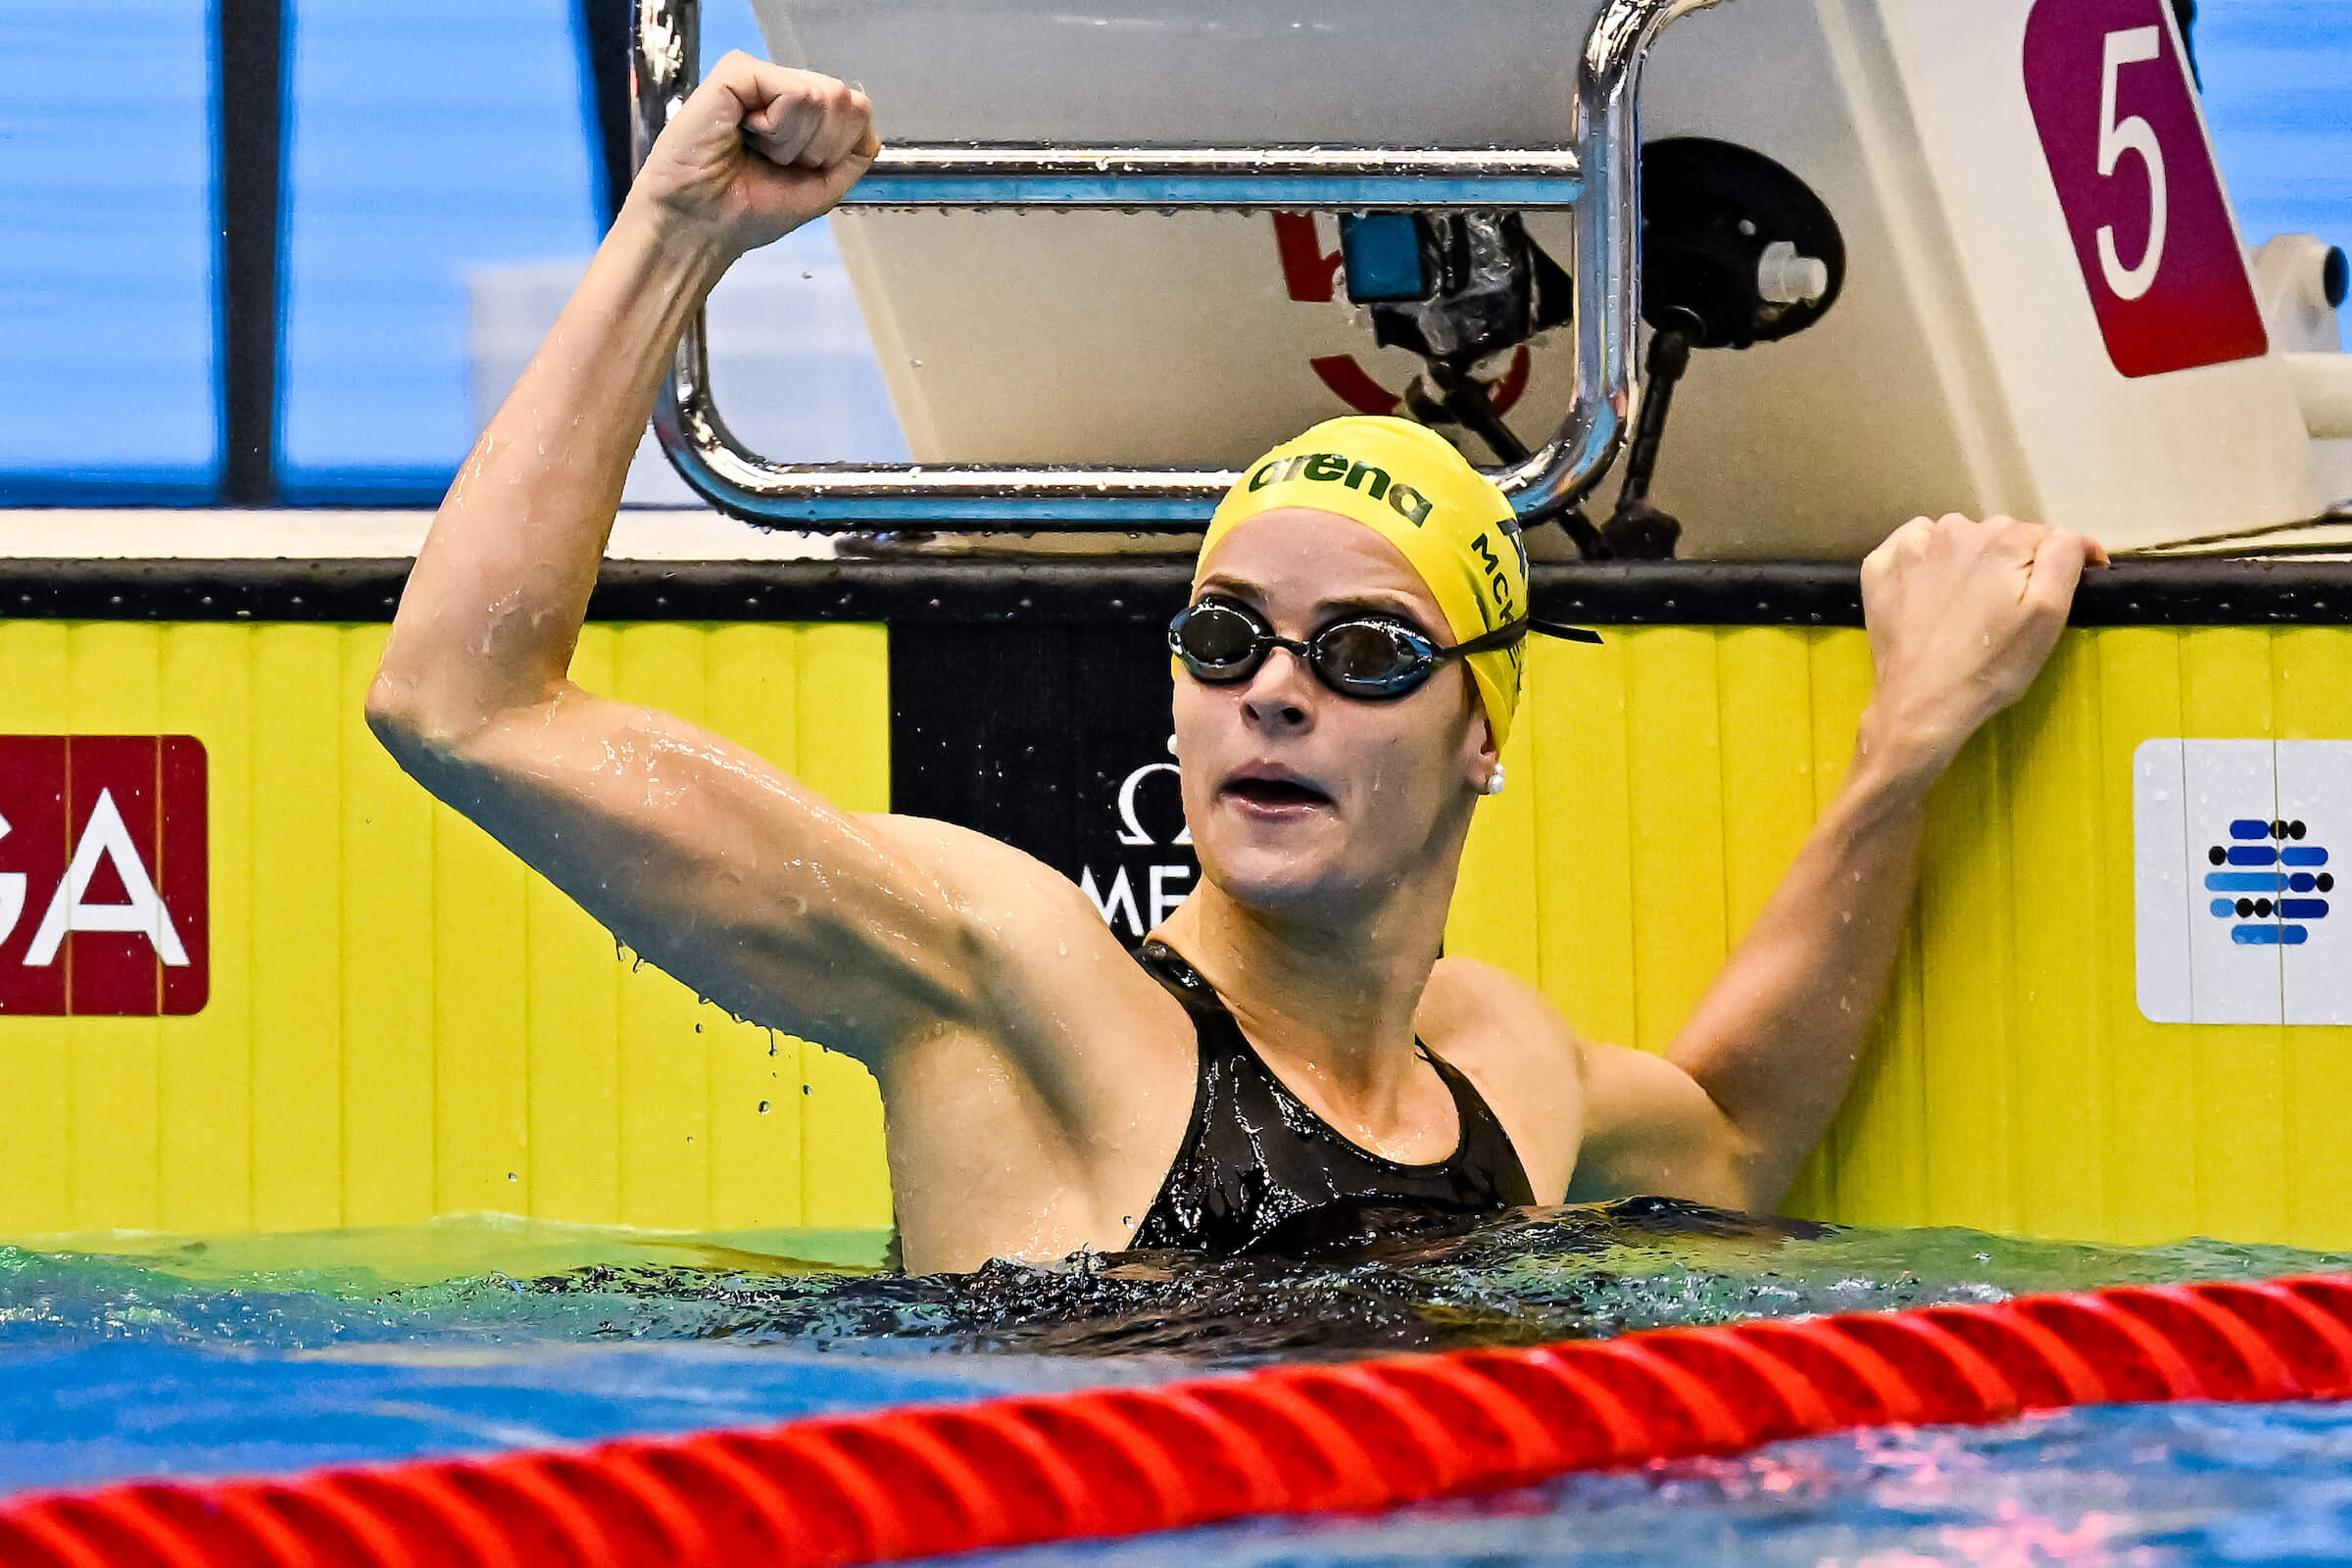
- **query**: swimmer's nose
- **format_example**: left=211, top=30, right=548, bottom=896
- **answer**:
left=1239, top=646, right=1314, bottom=730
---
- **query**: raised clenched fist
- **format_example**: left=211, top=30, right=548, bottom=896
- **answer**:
left=1859, top=513, right=2110, bottom=776
left=626, top=52, right=877, bottom=261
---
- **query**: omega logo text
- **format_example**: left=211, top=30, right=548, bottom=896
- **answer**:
left=1080, top=738, right=1197, bottom=940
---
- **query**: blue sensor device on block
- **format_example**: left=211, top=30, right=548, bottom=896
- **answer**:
left=1340, top=214, right=1431, bottom=303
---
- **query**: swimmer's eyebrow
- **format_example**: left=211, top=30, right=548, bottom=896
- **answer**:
left=1193, top=570, right=1265, bottom=605
left=1195, top=573, right=1431, bottom=626
left=1313, top=590, right=1426, bottom=620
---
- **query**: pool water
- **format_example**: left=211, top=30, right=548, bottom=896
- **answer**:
left=8, top=1199, right=2352, bottom=1564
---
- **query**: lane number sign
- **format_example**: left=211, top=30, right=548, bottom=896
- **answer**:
left=2023, top=0, right=2268, bottom=378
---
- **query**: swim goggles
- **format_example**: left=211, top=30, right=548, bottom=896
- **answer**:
left=1168, top=596, right=1600, bottom=701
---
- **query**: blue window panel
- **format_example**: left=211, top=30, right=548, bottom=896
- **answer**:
left=2200, top=1, right=2352, bottom=247
left=702, top=0, right=769, bottom=77
left=0, top=0, right=218, bottom=502
left=277, top=0, right=603, bottom=501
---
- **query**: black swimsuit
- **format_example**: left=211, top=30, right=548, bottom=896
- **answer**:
left=1127, top=941, right=1537, bottom=1255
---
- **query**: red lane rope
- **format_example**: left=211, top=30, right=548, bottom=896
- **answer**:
left=11, top=1271, right=2352, bottom=1568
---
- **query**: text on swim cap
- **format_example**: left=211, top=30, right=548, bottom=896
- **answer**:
left=1248, top=453, right=1435, bottom=527
left=1471, top=530, right=1523, bottom=629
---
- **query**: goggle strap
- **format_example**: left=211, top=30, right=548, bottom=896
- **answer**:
left=1446, top=618, right=1604, bottom=657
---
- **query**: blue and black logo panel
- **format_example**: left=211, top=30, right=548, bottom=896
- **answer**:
left=2207, top=818, right=2333, bottom=947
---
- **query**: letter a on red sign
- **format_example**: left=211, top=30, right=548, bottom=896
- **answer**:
left=2024, top=0, right=2268, bottom=378
left=0, top=736, right=208, bottom=1016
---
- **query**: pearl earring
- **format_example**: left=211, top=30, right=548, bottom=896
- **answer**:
left=1483, top=764, right=1507, bottom=797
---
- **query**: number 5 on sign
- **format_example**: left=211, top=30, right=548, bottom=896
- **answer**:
left=2094, top=26, right=2166, bottom=301
left=2024, top=0, right=2266, bottom=378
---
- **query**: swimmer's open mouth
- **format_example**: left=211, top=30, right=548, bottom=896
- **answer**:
left=1221, top=767, right=1334, bottom=809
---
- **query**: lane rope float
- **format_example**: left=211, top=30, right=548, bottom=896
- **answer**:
left=8, top=1272, right=2352, bottom=1568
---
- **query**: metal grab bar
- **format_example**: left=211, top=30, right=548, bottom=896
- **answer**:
left=842, top=145, right=1585, bottom=211
left=631, top=0, right=1729, bottom=530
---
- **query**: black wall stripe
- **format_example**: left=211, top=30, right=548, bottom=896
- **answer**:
left=5, top=557, right=2352, bottom=628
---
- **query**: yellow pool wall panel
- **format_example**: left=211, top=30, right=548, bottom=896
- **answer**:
left=0, top=619, right=894, bottom=1240
left=10, top=614, right=2352, bottom=1253
left=1448, top=623, right=2352, bottom=1253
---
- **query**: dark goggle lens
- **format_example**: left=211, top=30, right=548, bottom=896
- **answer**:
left=1171, top=602, right=1449, bottom=698
left=1172, top=603, right=1265, bottom=675
left=1314, top=619, right=1432, bottom=692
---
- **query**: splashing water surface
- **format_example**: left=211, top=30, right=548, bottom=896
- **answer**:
left=8, top=1200, right=2352, bottom=1564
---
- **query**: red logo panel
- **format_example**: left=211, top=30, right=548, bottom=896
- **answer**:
left=2023, top=0, right=2267, bottom=378
left=0, top=737, right=208, bottom=1017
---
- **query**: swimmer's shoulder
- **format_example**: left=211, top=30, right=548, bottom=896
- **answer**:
left=1422, top=956, right=1584, bottom=1055
left=1421, top=956, right=1588, bottom=1196
left=858, top=811, right=1197, bottom=1190
left=858, top=811, right=1181, bottom=1021
left=860, top=814, right=1132, bottom=941
left=863, top=813, right=1074, bottom=903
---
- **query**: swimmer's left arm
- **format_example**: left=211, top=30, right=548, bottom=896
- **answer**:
left=1570, top=515, right=2105, bottom=1214
left=1564, top=767, right=1938, bottom=1212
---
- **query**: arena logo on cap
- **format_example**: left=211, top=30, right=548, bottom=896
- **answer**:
left=2136, top=740, right=2350, bottom=1025
left=0, top=736, right=208, bottom=1017
left=1247, top=452, right=1435, bottom=526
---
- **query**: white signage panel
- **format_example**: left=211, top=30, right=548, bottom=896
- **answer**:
left=2135, top=739, right=2346, bottom=1025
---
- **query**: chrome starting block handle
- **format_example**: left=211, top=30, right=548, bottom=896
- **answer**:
left=632, top=0, right=1727, bottom=530
left=843, top=146, right=1585, bottom=212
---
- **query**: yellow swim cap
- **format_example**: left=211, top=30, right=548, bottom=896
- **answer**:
left=1195, top=416, right=1534, bottom=747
